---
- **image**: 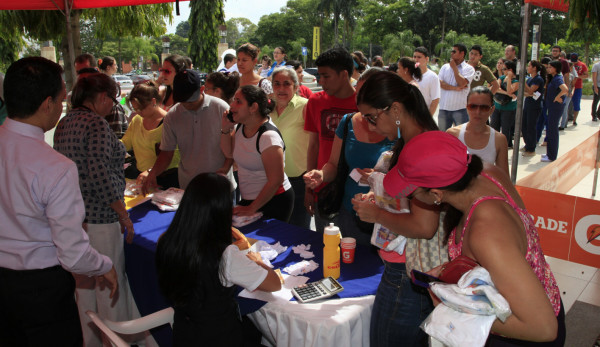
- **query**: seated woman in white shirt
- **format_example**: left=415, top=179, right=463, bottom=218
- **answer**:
left=447, top=86, right=509, bottom=175
left=156, top=173, right=281, bottom=345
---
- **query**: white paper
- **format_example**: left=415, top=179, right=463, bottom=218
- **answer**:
left=349, top=168, right=369, bottom=187
left=238, top=274, right=309, bottom=303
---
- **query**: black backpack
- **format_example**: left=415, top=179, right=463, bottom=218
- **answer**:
left=235, top=121, right=285, bottom=154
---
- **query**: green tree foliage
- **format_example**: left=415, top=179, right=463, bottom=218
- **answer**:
left=176, top=20, right=191, bottom=39
left=382, top=30, right=422, bottom=63
left=0, top=4, right=172, bottom=89
left=317, top=0, right=359, bottom=47
left=226, top=17, right=257, bottom=49
left=254, top=0, right=326, bottom=66
left=566, top=0, right=600, bottom=65
left=80, top=20, right=104, bottom=57
left=189, top=0, right=225, bottom=72
left=151, top=34, right=189, bottom=60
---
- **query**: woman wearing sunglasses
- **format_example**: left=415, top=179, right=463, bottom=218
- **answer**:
left=447, top=86, right=509, bottom=175
left=157, top=54, right=187, bottom=111
left=303, top=67, right=393, bottom=244
left=350, top=71, right=442, bottom=347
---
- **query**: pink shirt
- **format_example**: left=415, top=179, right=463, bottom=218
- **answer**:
left=0, top=118, right=112, bottom=275
left=448, top=172, right=561, bottom=316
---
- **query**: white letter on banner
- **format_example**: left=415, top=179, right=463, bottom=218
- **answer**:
left=557, top=221, right=568, bottom=234
left=536, top=216, right=546, bottom=229
left=547, top=219, right=558, bottom=231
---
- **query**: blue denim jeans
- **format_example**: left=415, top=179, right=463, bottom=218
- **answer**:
left=370, top=261, right=433, bottom=347
left=560, top=95, right=571, bottom=127
left=437, top=108, right=469, bottom=131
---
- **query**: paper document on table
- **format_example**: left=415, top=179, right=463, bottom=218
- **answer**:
left=238, top=274, right=309, bottom=303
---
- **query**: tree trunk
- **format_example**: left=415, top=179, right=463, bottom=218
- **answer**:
left=440, top=0, right=447, bottom=56
left=118, top=37, right=123, bottom=74
left=61, top=10, right=82, bottom=91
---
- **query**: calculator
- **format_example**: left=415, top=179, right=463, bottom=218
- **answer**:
left=292, top=277, right=344, bottom=303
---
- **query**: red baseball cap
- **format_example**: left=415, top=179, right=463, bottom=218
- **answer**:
left=383, top=131, right=471, bottom=199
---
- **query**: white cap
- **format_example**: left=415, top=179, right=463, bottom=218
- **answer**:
left=324, top=223, right=340, bottom=236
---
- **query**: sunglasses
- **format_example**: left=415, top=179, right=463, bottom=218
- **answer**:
left=364, top=106, right=389, bottom=125
left=451, top=50, right=457, bottom=54
left=159, top=68, right=172, bottom=75
left=466, top=104, right=492, bottom=112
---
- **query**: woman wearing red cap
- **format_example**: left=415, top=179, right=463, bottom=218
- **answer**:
left=385, top=131, right=564, bottom=345
left=351, top=71, right=442, bottom=347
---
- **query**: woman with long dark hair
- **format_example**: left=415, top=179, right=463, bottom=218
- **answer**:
left=157, top=54, right=187, bottom=111
left=397, top=57, right=423, bottom=88
left=350, top=71, right=443, bottom=347
left=383, top=131, right=564, bottom=346
left=156, top=173, right=281, bottom=344
left=225, top=85, right=294, bottom=222
left=303, top=68, right=394, bottom=245
left=543, top=61, right=568, bottom=162
left=204, top=71, right=240, bottom=104
left=491, top=60, right=519, bottom=148
left=521, top=60, right=547, bottom=157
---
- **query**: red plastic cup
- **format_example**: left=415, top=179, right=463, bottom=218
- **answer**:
left=341, top=237, right=356, bottom=263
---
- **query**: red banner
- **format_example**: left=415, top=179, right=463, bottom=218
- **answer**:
left=524, top=0, right=569, bottom=12
left=516, top=186, right=600, bottom=268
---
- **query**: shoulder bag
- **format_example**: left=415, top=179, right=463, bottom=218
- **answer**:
left=317, top=114, right=354, bottom=220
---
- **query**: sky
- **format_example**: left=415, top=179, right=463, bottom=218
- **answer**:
left=166, top=0, right=289, bottom=34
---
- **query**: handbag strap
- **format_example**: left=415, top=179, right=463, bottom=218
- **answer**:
left=336, top=113, right=354, bottom=176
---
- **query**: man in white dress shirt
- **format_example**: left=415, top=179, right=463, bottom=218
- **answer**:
left=437, top=43, right=475, bottom=131
left=0, top=57, right=117, bottom=346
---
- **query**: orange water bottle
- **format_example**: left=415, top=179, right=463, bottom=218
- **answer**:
left=323, top=223, right=341, bottom=279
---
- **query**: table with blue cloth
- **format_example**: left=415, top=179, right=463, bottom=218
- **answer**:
left=125, top=201, right=384, bottom=346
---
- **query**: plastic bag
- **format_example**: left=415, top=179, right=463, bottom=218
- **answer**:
left=421, top=266, right=512, bottom=347
left=421, top=304, right=496, bottom=347
left=368, top=172, right=409, bottom=251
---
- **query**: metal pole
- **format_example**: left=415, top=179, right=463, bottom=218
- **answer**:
left=510, top=2, right=531, bottom=184
left=592, top=131, right=600, bottom=197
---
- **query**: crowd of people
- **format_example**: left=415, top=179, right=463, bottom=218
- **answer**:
left=2, top=39, right=598, bottom=346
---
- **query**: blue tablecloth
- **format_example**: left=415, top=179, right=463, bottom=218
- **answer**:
left=125, top=201, right=384, bottom=346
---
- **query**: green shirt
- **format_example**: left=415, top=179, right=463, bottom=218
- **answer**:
left=270, top=94, right=309, bottom=177
left=470, top=61, right=496, bottom=89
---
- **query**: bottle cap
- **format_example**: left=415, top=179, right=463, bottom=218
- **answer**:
left=324, top=223, right=340, bottom=236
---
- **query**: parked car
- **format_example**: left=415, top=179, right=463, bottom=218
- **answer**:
left=304, top=68, right=320, bottom=84
left=129, top=74, right=152, bottom=85
left=111, top=74, right=134, bottom=95
left=302, top=71, right=317, bottom=84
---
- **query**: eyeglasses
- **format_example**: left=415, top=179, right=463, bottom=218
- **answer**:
left=107, top=94, right=119, bottom=106
left=159, top=68, right=172, bottom=75
left=364, top=106, right=389, bottom=125
left=466, top=104, right=493, bottom=112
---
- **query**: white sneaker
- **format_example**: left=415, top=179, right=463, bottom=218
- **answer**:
left=541, top=155, right=553, bottom=162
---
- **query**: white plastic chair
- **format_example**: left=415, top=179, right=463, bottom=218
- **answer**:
left=86, top=307, right=174, bottom=347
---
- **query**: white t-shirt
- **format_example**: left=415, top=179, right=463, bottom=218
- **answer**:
left=419, top=69, right=441, bottom=110
left=592, top=62, right=600, bottom=86
left=220, top=244, right=267, bottom=290
left=233, top=121, right=292, bottom=200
